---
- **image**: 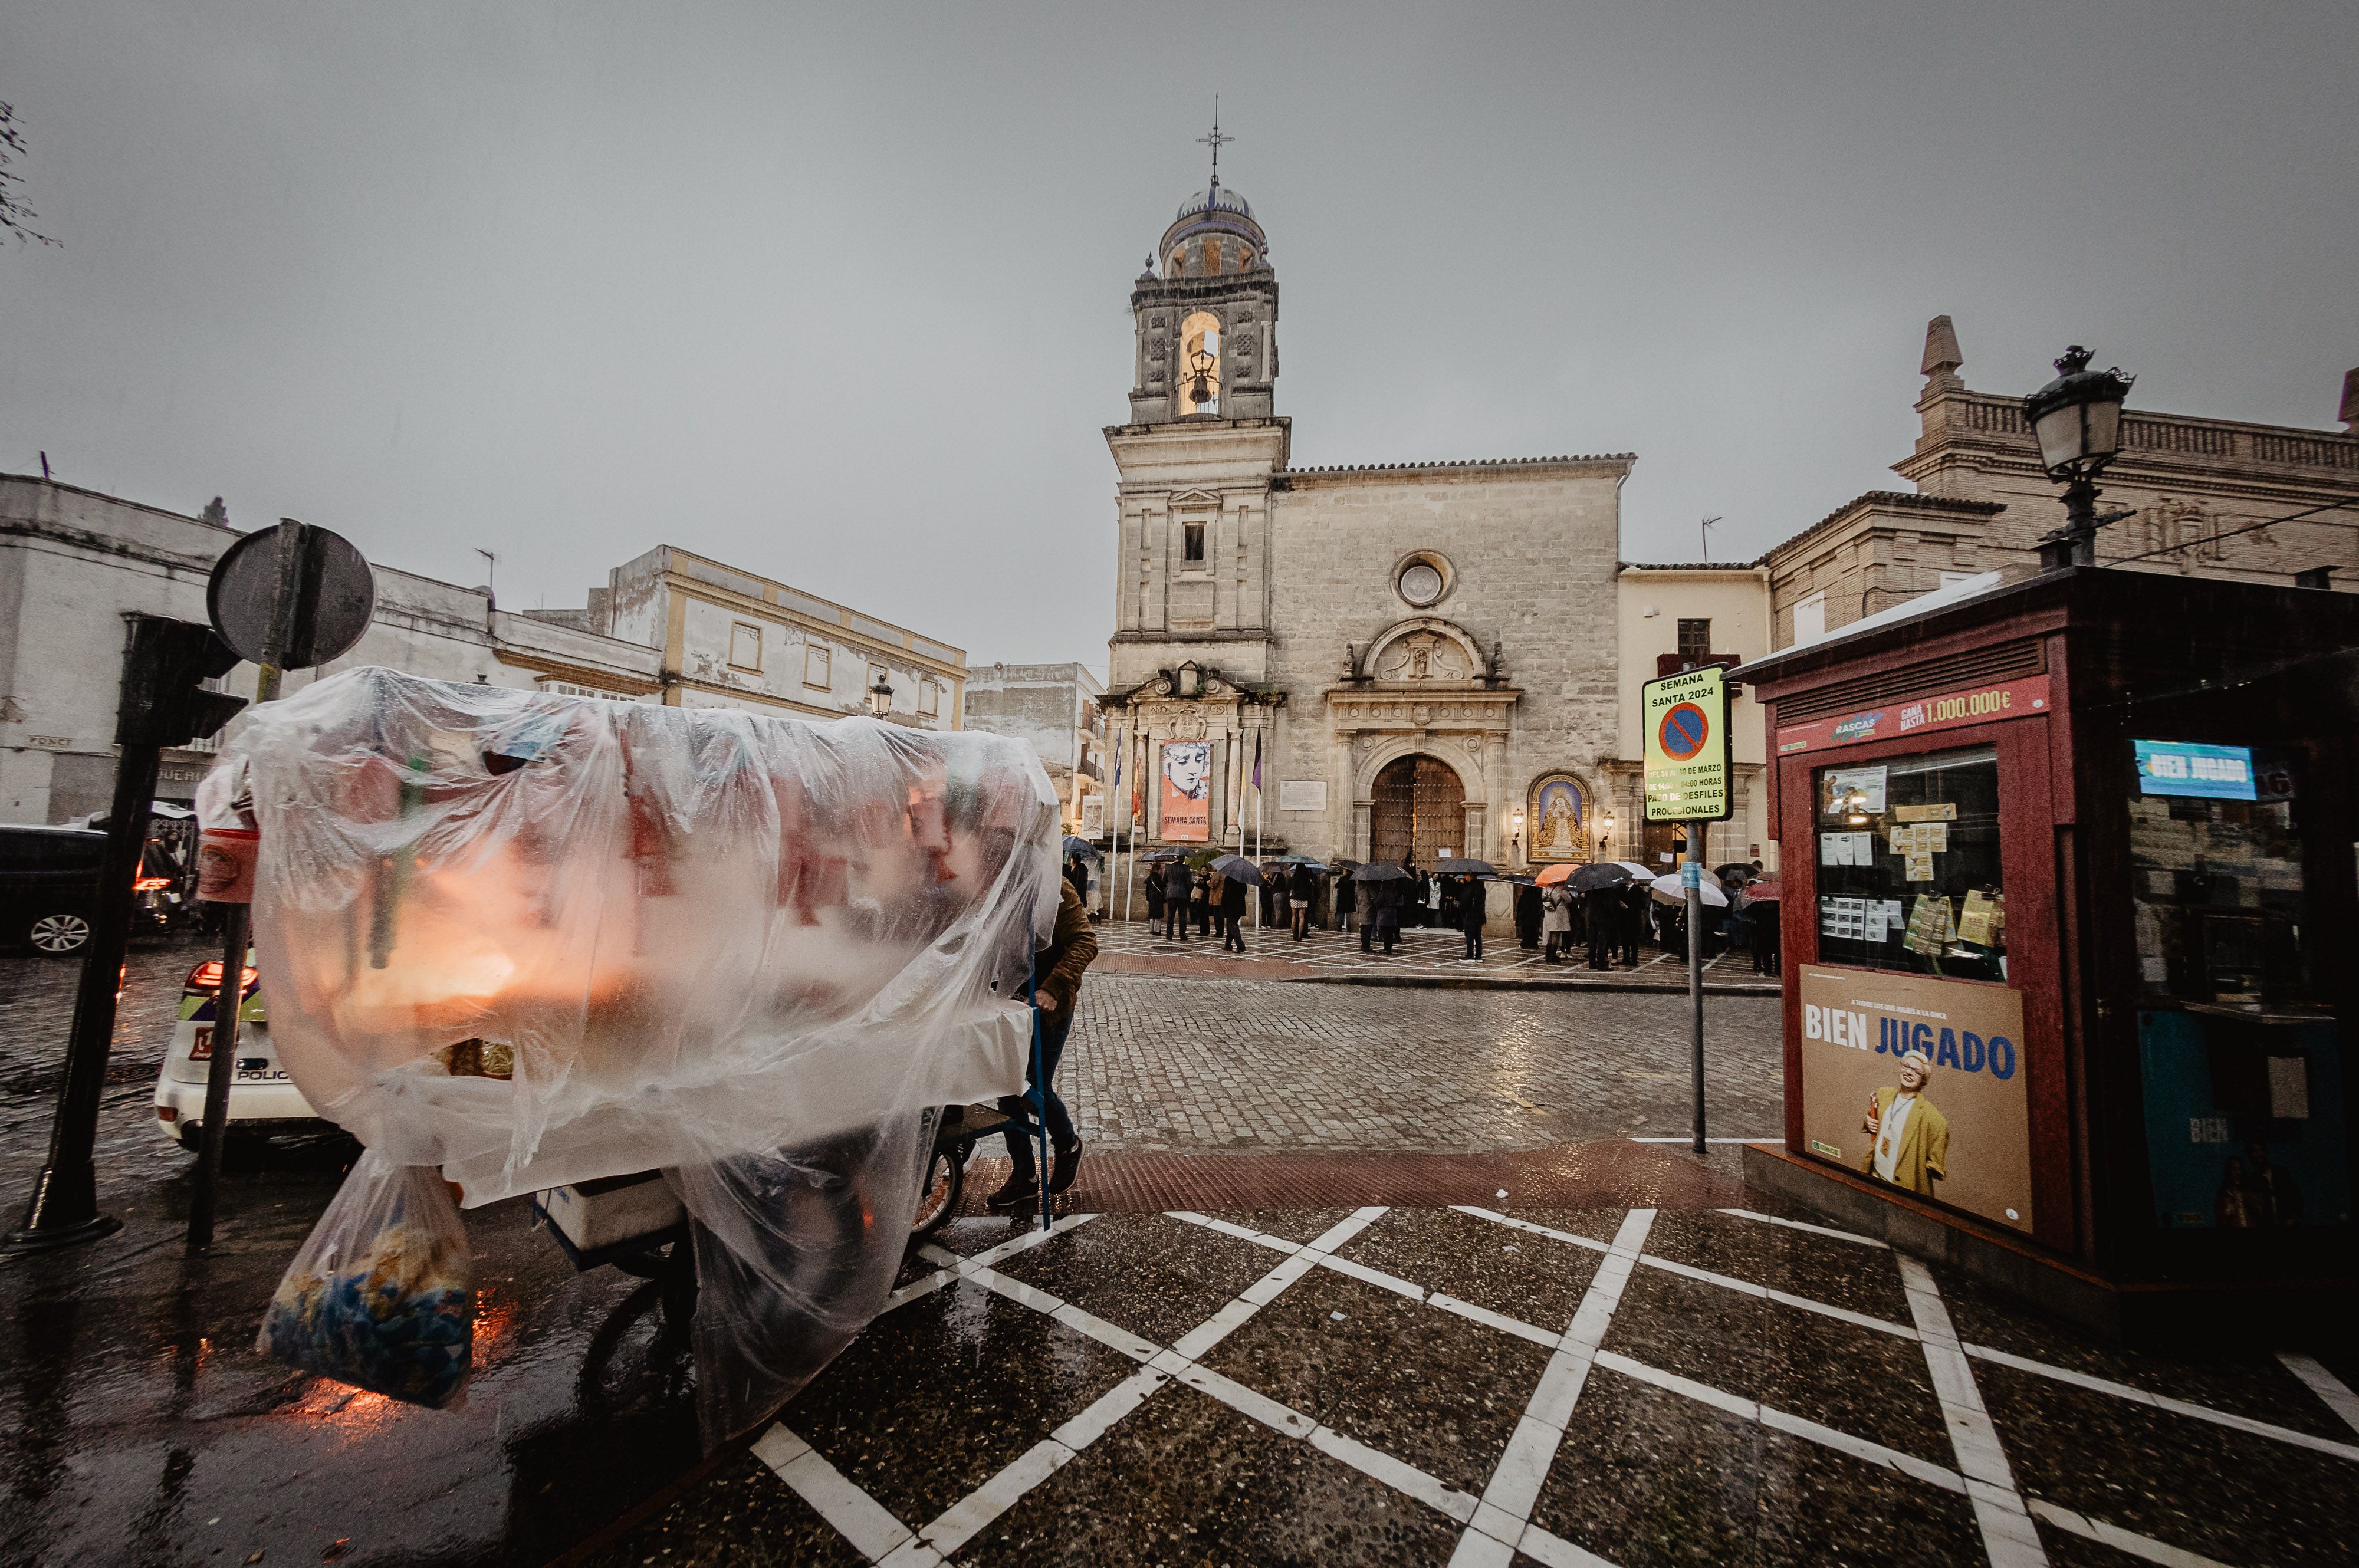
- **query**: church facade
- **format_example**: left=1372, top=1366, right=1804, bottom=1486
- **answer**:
left=1100, top=172, right=1632, bottom=873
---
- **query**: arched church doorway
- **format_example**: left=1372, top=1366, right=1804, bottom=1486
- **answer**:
left=1370, top=755, right=1466, bottom=867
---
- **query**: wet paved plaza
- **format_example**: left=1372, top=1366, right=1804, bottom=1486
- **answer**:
left=586, top=1203, right=2359, bottom=1567
left=1064, top=970, right=1785, bottom=1154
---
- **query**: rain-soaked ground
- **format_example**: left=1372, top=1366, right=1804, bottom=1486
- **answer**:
left=4, top=943, right=2357, bottom=1566
left=0, top=939, right=702, bottom=1568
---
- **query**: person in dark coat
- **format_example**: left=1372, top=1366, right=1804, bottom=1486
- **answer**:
left=1190, top=869, right=1213, bottom=938
left=1288, top=863, right=1318, bottom=940
left=1617, top=885, right=1646, bottom=967
left=1221, top=869, right=1249, bottom=952
left=1458, top=875, right=1487, bottom=959
left=988, top=875, right=1093, bottom=1208
left=1334, top=870, right=1358, bottom=933
left=1368, top=879, right=1401, bottom=954
left=1064, top=853, right=1089, bottom=909
left=1145, top=864, right=1165, bottom=928
left=1584, top=886, right=1618, bottom=969
left=1162, top=859, right=1192, bottom=940
left=1260, top=872, right=1279, bottom=930
left=1515, top=884, right=1542, bottom=950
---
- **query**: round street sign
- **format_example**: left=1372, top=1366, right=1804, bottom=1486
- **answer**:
left=207, top=521, right=376, bottom=670
left=1659, top=701, right=1710, bottom=761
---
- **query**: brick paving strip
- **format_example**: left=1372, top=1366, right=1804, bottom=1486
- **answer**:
left=952, top=1139, right=1751, bottom=1216
left=672, top=1204, right=2359, bottom=1568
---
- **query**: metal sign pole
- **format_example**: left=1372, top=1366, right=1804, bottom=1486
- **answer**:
left=1687, top=846, right=1706, bottom=1155
left=188, top=525, right=304, bottom=1250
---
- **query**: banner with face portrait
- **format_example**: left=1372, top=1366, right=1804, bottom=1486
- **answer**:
left=1159, top=740, right=1211, bottom=842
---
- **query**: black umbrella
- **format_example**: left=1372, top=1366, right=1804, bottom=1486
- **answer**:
left=1714, top=862, right=1756, bottom=882
left=1570, top=862, right=1638, bottom=892
left=1211, top=853, right=1264, bottom=886
left=1063, top=836, right=1102, bottom=859
left=1351, top=862, right=1413, bottom=883
left=1140, top=847, right=1187, bottom=863
left=1434, top=857, right=1495, bottom=876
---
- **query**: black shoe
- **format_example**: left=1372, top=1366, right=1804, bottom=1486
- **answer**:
left=1047, top=1140, right=1083, bottom=1195
left=985, top=1176, right=1041, bottom=1211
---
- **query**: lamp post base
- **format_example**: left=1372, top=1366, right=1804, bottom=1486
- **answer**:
left=2, top=1213, right=123, bottom=1255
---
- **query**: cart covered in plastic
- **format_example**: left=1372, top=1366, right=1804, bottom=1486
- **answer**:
left=209, top=666, right=1058, bottom=1441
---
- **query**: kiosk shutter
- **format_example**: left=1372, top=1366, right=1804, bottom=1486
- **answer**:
left=1775, top=637, right=2045, bottom=724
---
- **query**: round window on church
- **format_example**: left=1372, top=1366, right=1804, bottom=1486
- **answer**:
left=1398, top=561, right=1444, bottom=607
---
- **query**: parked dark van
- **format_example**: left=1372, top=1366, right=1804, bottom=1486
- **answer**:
left=1, top=824, right=108, bottom=956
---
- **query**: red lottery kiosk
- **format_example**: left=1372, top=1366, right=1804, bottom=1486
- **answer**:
left=1741, top=563, right=2358, bottom=1339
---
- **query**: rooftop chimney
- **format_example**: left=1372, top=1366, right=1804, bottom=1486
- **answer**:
left=2341, top=366, right=2358, bottom=434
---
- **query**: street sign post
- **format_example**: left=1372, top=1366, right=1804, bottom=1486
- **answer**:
left=1642, top=665, right=1732, bottom=1156
left=4, top=616, right=245, bottom=1255
left=186, top=520, right=375, bottom=1251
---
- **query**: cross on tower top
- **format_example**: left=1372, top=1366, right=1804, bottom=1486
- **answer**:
left=1197, top=96, right=1233, bottom=180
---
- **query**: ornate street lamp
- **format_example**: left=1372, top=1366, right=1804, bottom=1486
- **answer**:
left=1509, top=806, right=1525, bottom=864
left=1598, top=810, right=1617, bottom=859
left=866, top=672, right=894, bottom=719
left=2023, top=345, right=2135, bottom=568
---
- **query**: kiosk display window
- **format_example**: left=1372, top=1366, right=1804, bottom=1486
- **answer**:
left=2127, top=741, right=2350, bottom=1230
left=1812, top=744, right=2005, bottom=982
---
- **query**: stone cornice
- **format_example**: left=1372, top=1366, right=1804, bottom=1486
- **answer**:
left=1764, top=491, right=2008, bottom=571
left=1273, top=453, right=1635, bottom=488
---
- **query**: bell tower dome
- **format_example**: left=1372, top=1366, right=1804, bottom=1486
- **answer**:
left=1127, top=113, right=1278, bottom=424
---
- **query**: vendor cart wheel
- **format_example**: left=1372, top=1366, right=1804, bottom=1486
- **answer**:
left=910, top=1143, right=965, bottom=1242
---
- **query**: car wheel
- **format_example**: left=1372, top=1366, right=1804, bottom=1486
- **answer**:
left=28, top=912, right=93, bottom=956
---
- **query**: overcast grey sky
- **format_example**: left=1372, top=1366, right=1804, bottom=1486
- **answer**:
left=4, top=2, right=2354, bottom=666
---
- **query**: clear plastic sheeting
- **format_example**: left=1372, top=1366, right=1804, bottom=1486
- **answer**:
left=214, top=666, right=1058, bottom=1440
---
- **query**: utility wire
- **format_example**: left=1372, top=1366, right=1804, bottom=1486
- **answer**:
left=2095, top=493, right=2359, bottom=568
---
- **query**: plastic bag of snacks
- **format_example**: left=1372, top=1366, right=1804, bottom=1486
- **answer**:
left=258, top=1150, right=474, bottom=1408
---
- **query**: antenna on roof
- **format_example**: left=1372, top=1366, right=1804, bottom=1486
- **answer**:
left=1197, top=96, right=1233, bottom=185
left=1701, top=515, right=1721, bottom=561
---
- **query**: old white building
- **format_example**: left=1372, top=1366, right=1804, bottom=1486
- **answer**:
left=1, top=477, right=962, bottom=824
left=961, top=662, right=1104, bottom=832
left=1100, top=167, right=1629, bottom=874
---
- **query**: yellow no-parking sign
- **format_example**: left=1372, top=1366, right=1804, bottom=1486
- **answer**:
left=1642, top=666, right=1730, bottom=823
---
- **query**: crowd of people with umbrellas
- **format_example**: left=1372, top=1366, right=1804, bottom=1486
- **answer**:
left=1067, top=840, right=1781, bottom=973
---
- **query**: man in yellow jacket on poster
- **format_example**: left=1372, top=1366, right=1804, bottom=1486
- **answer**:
left=1860, top=1050, right=1949, bottom=1196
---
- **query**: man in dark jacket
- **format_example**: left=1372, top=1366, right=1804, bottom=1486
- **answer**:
left=1584, top=886, right=1618, bottom=970
left=1191, top=870, right=1213, bottom=937
left=1145, top=865, right=1165, bottom=929
left=990, top=876, right=1094, bottom=1208
left=1459, top=875, right=1487, bottom=959
left=1334, top=871, right=1357, bottom=933
left=1221, top=870, right=1249, bottom=952
left=1370, top=879, right=1401, bottom=954
left=1162, top=859, right=1192, bottom=940
left=1287, top=862, right=1318, bottom=940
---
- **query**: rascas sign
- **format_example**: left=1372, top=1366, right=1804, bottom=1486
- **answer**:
left=1641, top=665, right=1730, bottom=823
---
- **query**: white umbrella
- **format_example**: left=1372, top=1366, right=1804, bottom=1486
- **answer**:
left=1614, top=861, right=1654, bottom=879
left=1650, top=872, right=1729, bottom=908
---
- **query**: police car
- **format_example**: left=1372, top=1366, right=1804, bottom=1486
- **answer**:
left=151, top=954, right=330, bottom=1146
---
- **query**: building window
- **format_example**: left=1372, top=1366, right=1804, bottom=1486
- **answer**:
left=1677, top=618, right=1713, bottom=663
left=729, top=622, right=763, bottom=672
left=1178, top=310, right=1220, bottom=415
left=1792, top=593, right=1826, bottom=645
left=918, top=679, right=941, bottom=718
left=1398, top=561, right=1444, bottom=607
left=1182, top=520, right=1206, bottom=562
left=803, top=643, right=832, bottom=690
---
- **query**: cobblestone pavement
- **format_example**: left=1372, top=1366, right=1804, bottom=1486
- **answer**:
left=585, top=1204, right=2359, bottom=1567
left=1062, top=971, right=1784, bottom=1153
left=1093, top=916, right=1778, bottom=990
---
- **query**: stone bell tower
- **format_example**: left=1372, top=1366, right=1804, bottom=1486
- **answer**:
left=1125, top=136, right=1279, bottom=422
left=1104, top=121, right=1290, bottom=848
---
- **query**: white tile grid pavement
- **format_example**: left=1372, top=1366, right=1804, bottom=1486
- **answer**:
left=747, top=1206, right=2359, bottom=1568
